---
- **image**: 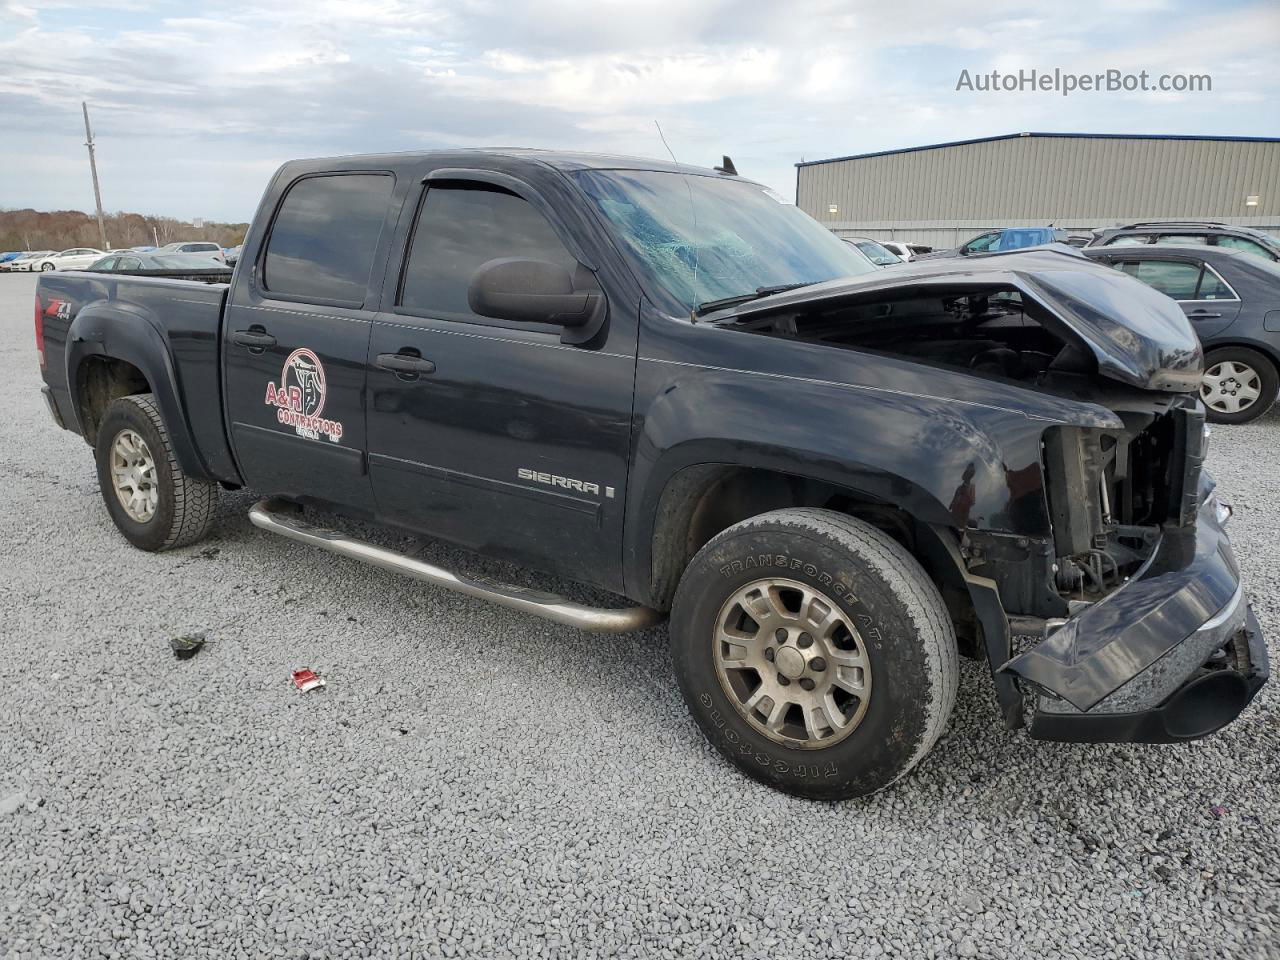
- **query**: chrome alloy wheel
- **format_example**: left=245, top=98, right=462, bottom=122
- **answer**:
left=110, top=429, right=159, bottom=523
left=713, top=578, right=872, bottom=749
left=1201, top=360, right=1262, bottom=415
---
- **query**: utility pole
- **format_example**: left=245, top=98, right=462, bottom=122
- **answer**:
left=82, top=102, right=108, bottom=250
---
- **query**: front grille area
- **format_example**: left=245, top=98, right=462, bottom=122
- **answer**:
left=1045, top=400, right=1203, bottom=603
left=1109, top=402, right=1203, bottom=531
left=1173, top=405, right=1206, bottom=528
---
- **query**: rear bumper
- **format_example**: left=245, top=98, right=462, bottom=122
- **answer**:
left=41, top=385, right=67, bottom=430
left=1004, top=485, right=1269, bottom=744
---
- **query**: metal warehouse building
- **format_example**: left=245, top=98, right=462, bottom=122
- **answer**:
left=796, top=132, right=1280, bottom=248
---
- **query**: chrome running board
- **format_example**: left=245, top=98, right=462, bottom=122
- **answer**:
left=248, top=499, right=664, bottom=634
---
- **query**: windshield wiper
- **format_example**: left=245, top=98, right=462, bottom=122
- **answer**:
left=694, top=281, right=821, bottom=315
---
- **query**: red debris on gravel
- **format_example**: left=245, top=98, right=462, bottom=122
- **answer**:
left=291, top=669, right=326, bottom=693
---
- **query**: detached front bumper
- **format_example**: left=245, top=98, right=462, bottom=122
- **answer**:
left=1004, top=492, right=1269, bottom=743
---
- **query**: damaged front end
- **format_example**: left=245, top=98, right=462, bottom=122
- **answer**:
left=984, top=403, right=1268, bottom=742
left=706, top=250, right=1268, bottom=742
left=997, top=408, right=1268, bottom=742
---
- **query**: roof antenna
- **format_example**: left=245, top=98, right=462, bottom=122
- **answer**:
left=714, top=155, right=738, bottom=176
left=654, top=119, right=700, bottom=321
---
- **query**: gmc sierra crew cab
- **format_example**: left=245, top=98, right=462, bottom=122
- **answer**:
left=35, top=149, right=1268, bottom=799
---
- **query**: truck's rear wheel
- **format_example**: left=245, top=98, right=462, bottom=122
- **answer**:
left=94, top=394, right=217, bottom=551
left=670, top=508, right=957, bottom=800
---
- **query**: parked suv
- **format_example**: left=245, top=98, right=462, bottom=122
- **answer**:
left=1088, top=221, right=1280, bottom=263
left=918, top=226, right=1070, bottom=259
left=1084, top=244, right=1280, bottom=423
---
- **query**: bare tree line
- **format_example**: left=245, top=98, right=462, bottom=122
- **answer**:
left=1, top=208, right=249, bottom=252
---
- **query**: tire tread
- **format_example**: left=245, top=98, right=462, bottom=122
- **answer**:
left=684, top=507, right=959, bottom=792
left=115, top=394, right=217, bottom=549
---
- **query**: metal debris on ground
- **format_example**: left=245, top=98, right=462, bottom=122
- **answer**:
left=291, top=669, right=326, bottom=693
left=169, top=632, right=206, bottom=660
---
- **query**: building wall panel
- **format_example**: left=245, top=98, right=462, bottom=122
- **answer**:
left=797, top=135, right=1280, bottom=245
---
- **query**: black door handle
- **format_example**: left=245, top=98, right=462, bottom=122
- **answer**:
left=1189, top=311, right=1221, bottom=319
left=232, top=328, right=277, bottom=349
left=375, top=352, right=436, bottom=375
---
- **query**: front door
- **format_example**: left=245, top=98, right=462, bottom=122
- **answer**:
left=223, top=171, right=398, bottom=509
left=365, top=175, right=636, bottom=591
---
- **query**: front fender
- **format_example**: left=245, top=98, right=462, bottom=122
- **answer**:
left=65, top=301, right=212, bottom=481
left=624, top=336, right=1121, bottom=604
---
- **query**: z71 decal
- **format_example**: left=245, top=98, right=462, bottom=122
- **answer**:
left=264, top=348, right=344, bottom=443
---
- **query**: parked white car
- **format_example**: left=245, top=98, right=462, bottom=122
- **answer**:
left=29, top=248, right=106, bottom=272
left=3, top=251, right=56, bottom=272
left=842, top=237, right=903, bottom=267
left=880, top=241, right=934, bottom=262
left=157, top=241, right=226, bottom=262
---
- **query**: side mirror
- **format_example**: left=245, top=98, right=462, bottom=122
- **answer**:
left=468, top=258, right=606, bottom=344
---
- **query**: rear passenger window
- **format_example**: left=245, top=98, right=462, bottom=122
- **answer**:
left=1106, top=235, right=1152, bottom=246
left=1154, top=234, right=1209, bottom=247
left=1197, top=269, right=1235, bottom=300
left=1130, top=260, right=1202, bottom=300
left=263, top=173, right=394, bottom=305
left=398, top=184, right=579, bottom=324
left=1215, top=236, right=1273, bottom=260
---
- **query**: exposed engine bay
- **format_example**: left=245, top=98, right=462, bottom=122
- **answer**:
left=716, top=283, right=1206, bottom=618
left=1037, top=401, right=1204, bottom=609
left=719, top=285, right=1096, bottom=389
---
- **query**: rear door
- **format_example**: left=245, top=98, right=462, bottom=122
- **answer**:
left=1113, top=256, right=1242, bottom=337
left=222, top=170, right=398, bottom=509
left=364, top=170, right=637, bottom=589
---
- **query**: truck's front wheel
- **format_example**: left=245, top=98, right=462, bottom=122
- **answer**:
left=95, top=394, right=217, bottom=551
left=670, top=508, right=958, bottom=800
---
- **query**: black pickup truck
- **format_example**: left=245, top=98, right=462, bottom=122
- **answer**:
left=35, top=149, right=1267, bottom=799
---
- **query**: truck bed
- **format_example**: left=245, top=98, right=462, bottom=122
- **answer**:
left=37, top=271, right=237, bottom=482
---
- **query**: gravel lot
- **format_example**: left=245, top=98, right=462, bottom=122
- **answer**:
left=1, top=271, right=1277, bottom=960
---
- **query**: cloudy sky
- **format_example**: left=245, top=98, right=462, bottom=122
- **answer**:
left=1, top=0, right=1276, bottom=222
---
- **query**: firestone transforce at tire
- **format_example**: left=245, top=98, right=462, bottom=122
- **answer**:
left=94, top=394, right=217, bottom=551
left=670, top=508, right=958, bottom=800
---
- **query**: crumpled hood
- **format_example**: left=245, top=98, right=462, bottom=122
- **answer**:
left=707, top=248, right=1204, bottom=392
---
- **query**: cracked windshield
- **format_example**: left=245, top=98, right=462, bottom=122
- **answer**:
left=576, top=169, right=874, bottom=314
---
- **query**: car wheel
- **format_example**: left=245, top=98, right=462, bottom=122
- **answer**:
left=670, top=508, right=958, bottom=800
left=1200, top=347, right=1279, bottom=424
left=94, top=394, right=218, bottom=551
left=40, top=263, right=54, bottom=271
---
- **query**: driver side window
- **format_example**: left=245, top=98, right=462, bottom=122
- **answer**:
left=397, top=183, right=580, bottom=328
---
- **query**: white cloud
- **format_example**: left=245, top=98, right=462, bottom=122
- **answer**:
left=0, top=0, right=1275, bottom=220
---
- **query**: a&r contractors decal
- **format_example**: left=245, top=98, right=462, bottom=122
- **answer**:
left=263, top=348, right=344, bottom=442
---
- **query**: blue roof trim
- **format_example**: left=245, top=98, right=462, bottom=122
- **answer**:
left=796, top=132, right=1280, bottom=168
